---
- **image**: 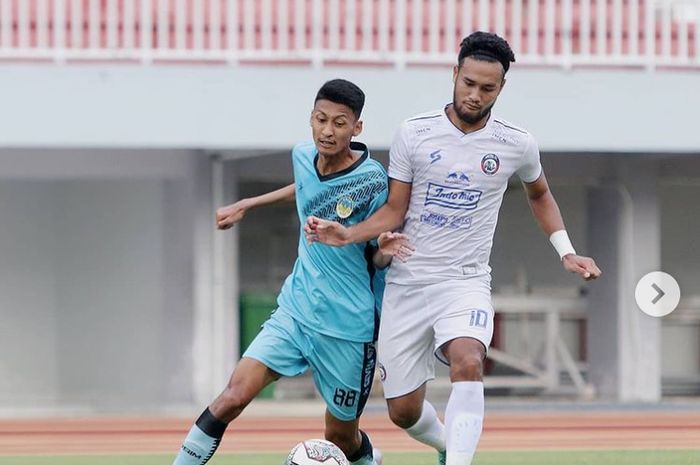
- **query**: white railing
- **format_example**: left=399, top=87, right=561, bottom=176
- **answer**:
left=487, top=295, right=594, bottom=396
left=432, top=295, right=596, bottom=398
left=0, top=1, right=695, bottom=68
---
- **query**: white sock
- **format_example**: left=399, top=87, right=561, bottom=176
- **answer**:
left=445, top=381, right=484, bottom=465
left=405, top=400, right=446, bottom=452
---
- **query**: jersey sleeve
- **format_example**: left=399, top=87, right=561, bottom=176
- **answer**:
left=290, top=141, right=309, bottom=176
left=516, top=133, right=543, bottom=183
left=291, top=142, right=305, bottom=160
left=387, top=122, right=414, bottom=183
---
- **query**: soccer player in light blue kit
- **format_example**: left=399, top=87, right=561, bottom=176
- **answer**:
left=172, top=79, right=408, bottom=465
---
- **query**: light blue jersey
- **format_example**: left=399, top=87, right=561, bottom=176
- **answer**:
left=277, top=140, right=388, bottom=343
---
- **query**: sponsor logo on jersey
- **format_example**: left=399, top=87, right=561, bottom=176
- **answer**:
left=447, top=216, right=473, bottom=229
left=335, top=196, right=354, bottom=218
left=491, top=129, right=516, bottom=145
left=420, top=211, right=449, bottom=227
left=429, top=149, right=442, bottom=164
left=446, top=170, right=471, bottom=184
left=424, top=183, right=482, bottom=210
left=421, top=211, right=473, bottom=229
left=416, top=126, right=431, bottom=135
left=481, top=153, right=500, bottom=175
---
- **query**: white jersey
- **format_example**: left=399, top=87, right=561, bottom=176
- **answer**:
left=386, top=106, right=542, bottom=285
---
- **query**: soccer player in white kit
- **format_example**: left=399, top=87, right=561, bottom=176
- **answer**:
left=305, top=32, right=602, bottom=465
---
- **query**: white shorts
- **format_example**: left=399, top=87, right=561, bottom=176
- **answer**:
left=377, top=278, right=494, bottom=399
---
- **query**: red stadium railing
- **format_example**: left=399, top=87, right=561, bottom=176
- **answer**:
left=0, top=0, right=697, bottom=69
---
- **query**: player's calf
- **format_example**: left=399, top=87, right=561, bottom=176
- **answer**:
left=172, top=358, right=277, bottom=465
left=209, top=382, right=255, bottom=423
left=324, top=427, right=360, bottom=457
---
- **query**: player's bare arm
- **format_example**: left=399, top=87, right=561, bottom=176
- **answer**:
left=523, top=173, right=602, bottom=281
left=305, top=179, right=411, bottom=246
left=216, top=183, right=296, bottom=230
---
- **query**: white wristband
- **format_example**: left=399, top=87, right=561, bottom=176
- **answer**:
left=549, top=230, right=576, bottom=260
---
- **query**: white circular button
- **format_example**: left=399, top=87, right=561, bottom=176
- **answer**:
left=635, top=271, right=681, bottom=317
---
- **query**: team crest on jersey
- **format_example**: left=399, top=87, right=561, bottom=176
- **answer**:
left=335, top=196, right=355, bottom=219
left=481, top=153, right=500, bottom=175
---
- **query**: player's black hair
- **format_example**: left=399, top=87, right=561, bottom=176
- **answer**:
left=458, top=31, right=516, bottom=74
left=314, top=79, right=365, bottom=119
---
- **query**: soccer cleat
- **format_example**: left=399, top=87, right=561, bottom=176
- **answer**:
left=437, top=450, right=446, bottom=465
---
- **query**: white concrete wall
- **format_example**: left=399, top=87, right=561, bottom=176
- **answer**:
left=53, top=180, right=161, bottom=406
left=0, top=182, right=60, bottom=407
left=0, top=150, right=203, bottom=413
left=1, top=65, right=699, bottom=153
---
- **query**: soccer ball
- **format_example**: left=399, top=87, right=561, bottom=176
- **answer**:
left=285, top=439, right=349, bottom=465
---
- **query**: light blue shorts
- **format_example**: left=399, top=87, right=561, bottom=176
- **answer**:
left=243, top=309, right=376, bottom=421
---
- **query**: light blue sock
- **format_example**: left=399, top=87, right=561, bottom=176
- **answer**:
left=173, top=424, right=219, bottom=465
left=350, top=453, right=380, bottom=465
left=350, top=455, right=379, bottom=465
left=173, top=408, right=228, bottom=465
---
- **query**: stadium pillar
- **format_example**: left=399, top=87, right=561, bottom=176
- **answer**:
left=192, top=154, right=239, bottom=405
left=211, top=156, right=239, bottom=389
left=586, top=159, right=662, bottom=402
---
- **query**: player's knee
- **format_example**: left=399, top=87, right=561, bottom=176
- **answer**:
left=387, top=402, right=421, bottom=430
left=324, top=428, right=358, bottom=457
left=449, top=353, right=483, bottom=381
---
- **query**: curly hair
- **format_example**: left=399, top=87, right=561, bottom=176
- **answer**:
left=458, top=31, right=516, bottom=74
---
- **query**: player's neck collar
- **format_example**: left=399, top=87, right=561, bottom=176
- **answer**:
left=314, top=141, right=369, bottom=182
left=443, top=104, right=494, bottom=136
